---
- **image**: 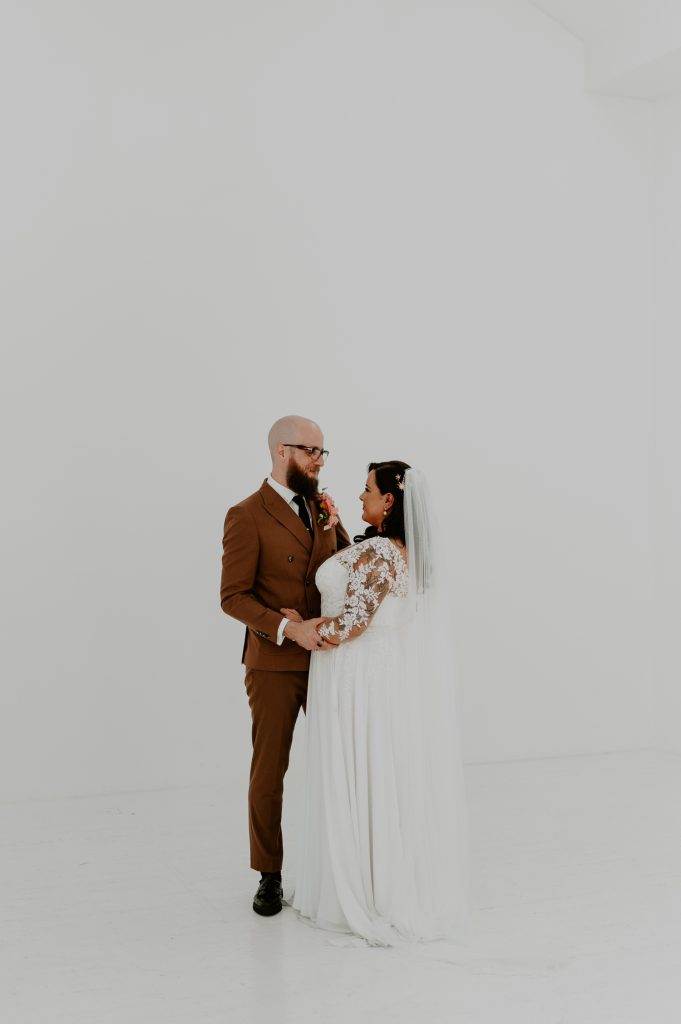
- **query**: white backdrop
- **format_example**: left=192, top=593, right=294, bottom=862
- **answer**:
left=1, top=0, right=662, bottom=801
left=653, top=94, right=681, bottom=755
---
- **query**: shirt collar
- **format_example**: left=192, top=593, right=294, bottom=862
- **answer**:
left=267, top=475, right=298, bottom=504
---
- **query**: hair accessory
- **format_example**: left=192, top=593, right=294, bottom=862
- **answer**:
left=396, top=475, right=405, bottom=491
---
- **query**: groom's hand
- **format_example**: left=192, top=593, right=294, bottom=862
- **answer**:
left=284, top=616, right=335, bottom=651
left=280, top=607, right=303, bottom=623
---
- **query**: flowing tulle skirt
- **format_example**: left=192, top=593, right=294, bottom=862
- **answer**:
left=292, top=621, right=469, bottom=947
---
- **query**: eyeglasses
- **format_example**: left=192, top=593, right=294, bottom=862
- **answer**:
left=282, top=443, right=330, bottom=460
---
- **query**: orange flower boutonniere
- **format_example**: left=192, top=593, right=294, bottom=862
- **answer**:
left=317, top=490, right=339, bottom=530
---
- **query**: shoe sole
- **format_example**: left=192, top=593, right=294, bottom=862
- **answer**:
left=253, top=901, right=282, bottom=917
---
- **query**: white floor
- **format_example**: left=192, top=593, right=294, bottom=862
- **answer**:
left=2, top=750, right=680, bottom=1024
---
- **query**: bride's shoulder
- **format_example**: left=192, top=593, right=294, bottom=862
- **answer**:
left=339, top=535, right=403, bottom=562
left=336, top=538, right=370, bottom=560
left=336, top=536, right=377, bottom=562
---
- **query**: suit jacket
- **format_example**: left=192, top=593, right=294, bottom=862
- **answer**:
left=220, top=479, right=352, bottom=671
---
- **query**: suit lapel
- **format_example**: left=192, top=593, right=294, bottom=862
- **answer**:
left=260, top=480, right=313, bottom=552
left=309, top=497, right=323, bottom=562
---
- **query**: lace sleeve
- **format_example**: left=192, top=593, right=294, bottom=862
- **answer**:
left=318, top=539, right=403, bottom=644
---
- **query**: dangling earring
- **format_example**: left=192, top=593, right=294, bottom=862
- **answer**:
left=383, top=509, right=388, bottom=516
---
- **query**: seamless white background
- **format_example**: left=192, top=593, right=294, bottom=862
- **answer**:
left=1, top=0, right=676, bottom=802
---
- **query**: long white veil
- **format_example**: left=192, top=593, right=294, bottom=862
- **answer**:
left=393, top=467, right=470, bottom=939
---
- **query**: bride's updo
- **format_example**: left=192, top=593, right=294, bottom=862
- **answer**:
left=354, top=460, right=412, bottom=545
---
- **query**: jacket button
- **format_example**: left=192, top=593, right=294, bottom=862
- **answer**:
left=288, top=555, right=294, bottom=562
left=305, top=578, right=311, bottom=586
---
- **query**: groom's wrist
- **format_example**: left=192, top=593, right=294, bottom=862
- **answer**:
left=276, top=617, right=289, bottom=646
left=283, top=620, right=299, bottom=643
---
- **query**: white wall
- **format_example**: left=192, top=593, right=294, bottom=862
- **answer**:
left=653, top=96, right=681, bottom=753
left=531, top=0, right=681, bottom=98
left=1, top=0, right=656, bottom=800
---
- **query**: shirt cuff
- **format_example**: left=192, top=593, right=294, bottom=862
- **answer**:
left=276, top=617, right=289, bottom=646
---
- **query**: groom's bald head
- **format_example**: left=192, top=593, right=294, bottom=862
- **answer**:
left=268, top=415, right=325, bottom=495
left=268, top=415, right=322, bottom=460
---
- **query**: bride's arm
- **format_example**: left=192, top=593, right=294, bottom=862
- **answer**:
left=317, top=544, right=396, bottom=645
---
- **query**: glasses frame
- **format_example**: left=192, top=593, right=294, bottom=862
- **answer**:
left=282, top=443, right=330, bottom=460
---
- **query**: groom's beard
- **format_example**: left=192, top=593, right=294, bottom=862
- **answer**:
left=286, top=463, right=319, bottom=502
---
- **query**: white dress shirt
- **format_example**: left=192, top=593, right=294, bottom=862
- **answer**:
left=267, top=476, right=312, bottom=645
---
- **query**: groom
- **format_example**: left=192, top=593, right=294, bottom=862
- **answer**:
left=220, top=415, right=351, bottom=916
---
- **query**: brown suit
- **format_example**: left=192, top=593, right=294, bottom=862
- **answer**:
left=220, top=479, right=351, bottom=871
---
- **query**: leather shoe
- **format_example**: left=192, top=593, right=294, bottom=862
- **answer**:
left=253, top=872, right=283, bottom=916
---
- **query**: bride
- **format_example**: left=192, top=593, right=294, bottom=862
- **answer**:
left=288, top=461, right=470, bottom=946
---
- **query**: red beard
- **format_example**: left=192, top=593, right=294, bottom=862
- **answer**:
left=286, top=463, right=320, bottom=501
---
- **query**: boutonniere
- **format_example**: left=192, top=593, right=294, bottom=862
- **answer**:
left=317, top=489, right=340, bottom=530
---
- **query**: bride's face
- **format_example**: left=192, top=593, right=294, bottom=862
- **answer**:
left=359, top=470, right=394, bottom=529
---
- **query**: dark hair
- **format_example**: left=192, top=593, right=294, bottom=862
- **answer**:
left=353, top=460, right=411, bottom=544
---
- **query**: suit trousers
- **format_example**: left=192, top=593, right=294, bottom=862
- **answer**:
left=244, top=667, right=308, bottom=873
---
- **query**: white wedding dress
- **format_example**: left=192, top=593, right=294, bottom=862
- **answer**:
left=292, top=533, right=469, bottom=946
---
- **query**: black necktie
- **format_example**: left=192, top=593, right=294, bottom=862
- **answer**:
left=292, top=494, right=313, bottom=536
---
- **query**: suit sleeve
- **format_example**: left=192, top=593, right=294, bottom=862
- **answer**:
left=220, top=505, right=283, bottom=642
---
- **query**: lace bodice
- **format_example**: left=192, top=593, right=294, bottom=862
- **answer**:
left=316, top=536, right=408, bottom=644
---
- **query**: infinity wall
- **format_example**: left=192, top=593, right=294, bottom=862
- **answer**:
left=1, top=0, right=668, bottom=799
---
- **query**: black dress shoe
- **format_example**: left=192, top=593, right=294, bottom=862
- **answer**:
left=253, top=872, right=283, bottom=916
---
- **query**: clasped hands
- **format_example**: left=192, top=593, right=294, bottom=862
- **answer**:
left=280, top=607, right=339, bottom=651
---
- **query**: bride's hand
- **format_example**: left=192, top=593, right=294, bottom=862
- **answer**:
left=280, top=607, right=303, bottom=623
left=283, top=616, right=336, bottom=651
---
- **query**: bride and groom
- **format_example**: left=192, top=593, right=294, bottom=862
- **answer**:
left=220, top=415, right=468, bottom=946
